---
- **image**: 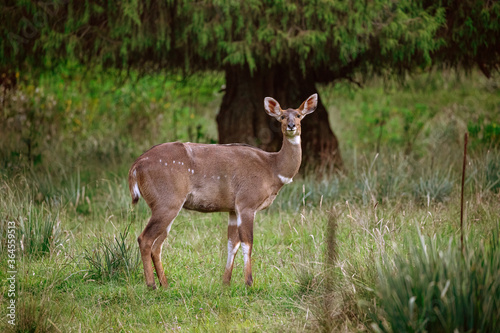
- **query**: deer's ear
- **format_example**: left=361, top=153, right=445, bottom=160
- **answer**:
left=298, top=94, right=318, bottom=116
left=264, top=97, right=282, bottom=120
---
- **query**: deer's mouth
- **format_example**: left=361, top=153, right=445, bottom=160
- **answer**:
left=286, top=129, right=298, bottom=136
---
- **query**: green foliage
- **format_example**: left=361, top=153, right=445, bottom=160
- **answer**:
left=321, top=71, right=500, bottom=155
left=3, top=1, right=497, bottom=79
left=0, top=67, right=223, bottom=172
left=1, top=83, right=64, bottom=165
left=468, top=117, right=500, bottom=147
left=430, top=0, right=500, bottom=76
left=370, top=228, right=500, bottom=332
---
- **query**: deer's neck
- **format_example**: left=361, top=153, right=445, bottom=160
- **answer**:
left=275, top=135, right=302, bottom=181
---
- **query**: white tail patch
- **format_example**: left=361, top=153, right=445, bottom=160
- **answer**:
left=133, top=182, right=141, bottom=198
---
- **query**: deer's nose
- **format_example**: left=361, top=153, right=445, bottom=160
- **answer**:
left=287, top=123, right=296, bottom=130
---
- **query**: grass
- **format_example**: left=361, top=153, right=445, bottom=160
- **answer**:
left=370, top=227, right=500, bottom=332
left=83, top=223, right=141, bottom=282
left=1, top=68, right=499, bottom=331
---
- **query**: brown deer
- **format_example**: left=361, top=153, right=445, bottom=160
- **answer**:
left=128, top=94, right=318, bottom=289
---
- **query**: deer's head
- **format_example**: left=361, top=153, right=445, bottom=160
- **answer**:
left=264, top=94, right=318, bottom=137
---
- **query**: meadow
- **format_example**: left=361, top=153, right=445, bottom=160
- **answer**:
left=1, top=68, right=499, bottom=332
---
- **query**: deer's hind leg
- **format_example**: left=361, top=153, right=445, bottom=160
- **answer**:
left=151, top=225, right=171, bottom=288
left=138, top=202, right=183, bottom=289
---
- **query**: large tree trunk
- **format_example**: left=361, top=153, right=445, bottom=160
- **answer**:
left=217, top=65, right=343, bottom=174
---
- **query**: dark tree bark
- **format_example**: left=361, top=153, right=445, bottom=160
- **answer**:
left=217, top=65, right=343, bottom=174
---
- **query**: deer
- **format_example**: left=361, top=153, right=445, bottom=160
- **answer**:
left=128, top=93, right=318, bottom=289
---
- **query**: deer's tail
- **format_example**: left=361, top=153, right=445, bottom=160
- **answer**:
left=128, top=165, right=141, bottom=205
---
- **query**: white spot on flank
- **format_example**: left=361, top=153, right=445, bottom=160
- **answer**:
left=165, top=162, right=167, bottom=166
left=191, top=170, right=194, bottom=174
left=173, top=160, right=175, bottom=164
left=188, top=168, right=191, bottom=172
left=160, top=159, right=162, bottom=163
left=133, top=182, right=141, bottom=198
left=181, top=162, right=184, bottom=165
left=278, top=174, right=293, bottom=184
left=217, top=176, right=220, bottom=180
left=287, top=136, right=301, bottom=145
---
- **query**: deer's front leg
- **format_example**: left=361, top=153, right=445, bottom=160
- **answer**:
left=237, top=209, right=255, bottom=286
left=223, top=212, right=240, bottom=285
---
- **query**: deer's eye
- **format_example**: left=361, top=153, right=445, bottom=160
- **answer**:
left=296, top=115, right=301, bottom=118
left=281, top=115, right=285, bottom=120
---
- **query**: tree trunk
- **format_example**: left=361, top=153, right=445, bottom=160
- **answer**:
left=217, top=65, right=343, bottom=174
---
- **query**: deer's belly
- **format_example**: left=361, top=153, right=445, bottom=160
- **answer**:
left=183, top=187, right=234, bottom=213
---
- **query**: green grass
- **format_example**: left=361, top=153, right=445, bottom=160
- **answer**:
left=370, top=227, right=500, bottom=332
left=1, top=68, right=499, bottom=331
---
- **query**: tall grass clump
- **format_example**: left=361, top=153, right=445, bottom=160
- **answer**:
left=354, top=153, right=413, bottom=204
left=468, top=150, right=500, bottom=195
left=412, top=170, right=454, bottom=205
left=370, top=227, right=500, bottom=332
left=83, top=224, right=140, bottom=282
left=485, top=151, right=500, bottom=193
left=3, top=292, right=65, bottom=333
left=17, top=203, right=64, bottom=257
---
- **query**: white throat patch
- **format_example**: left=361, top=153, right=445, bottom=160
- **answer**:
left=287, top=136, right=301, bottom=145
left=278, top=174, right=293, bottom=184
